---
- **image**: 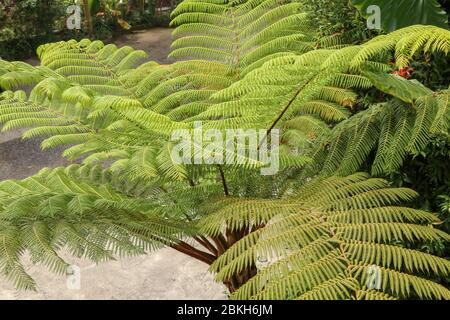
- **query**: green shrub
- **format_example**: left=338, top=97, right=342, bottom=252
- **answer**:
left=302, top=0, right=379, bottom=43
left=0, top=0, right=175, bottom=60
left=0, top=0, right=65, bottom=60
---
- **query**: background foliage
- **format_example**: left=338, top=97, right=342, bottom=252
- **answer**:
left=0, top=0, right=175, bottom=60
left=303, top=0, right=450, bottom=247
left=0, top=0, right=64, bottom=60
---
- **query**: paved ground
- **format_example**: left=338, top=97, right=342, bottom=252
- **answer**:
left=23, top=28, right=174, bottom=66
left=0, top=248, right=226, bottom=300
left=0, top=28, right=227, bottom=300
left=113, top=28, right=174, bottom=64
left=0, top=137, right=70, bottom=180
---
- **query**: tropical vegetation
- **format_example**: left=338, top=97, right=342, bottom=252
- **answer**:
left=0, top=0, right=175, bottom=60
left=0, top=0, right=449, bottom=300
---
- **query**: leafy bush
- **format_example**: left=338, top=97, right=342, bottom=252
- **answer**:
left=302, top=0, right=378, bottom=43
left=0, top=0, right=449, bottom=300
left=0, top=0, right=174, bottom=60
left=391, top=135, right=450, bottom=229
left=0, top=0, right=65, bottom=60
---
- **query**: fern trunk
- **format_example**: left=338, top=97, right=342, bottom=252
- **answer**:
left=171, top=235, right=257, bottom=293
left=82, top=0, right=93, bottom=36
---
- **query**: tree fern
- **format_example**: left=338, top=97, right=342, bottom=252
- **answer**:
left=207, top=174, right=450, bottom=299
left=0, top=0, right=449, bottom=300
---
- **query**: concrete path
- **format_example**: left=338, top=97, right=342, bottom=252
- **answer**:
left=0, top=248, right=227, bottom=300
left=113, top=28, right=175, bottom=64
left=0, top=28, right=227, bottom=300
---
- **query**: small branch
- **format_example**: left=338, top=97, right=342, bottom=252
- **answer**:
left=258, top=75, right=315, bottom=149
left=194, top=236, right=218, bottom=256
left=211, top=235, right=228, bottom=256
left=226, top=229, right=238, bottom=247
left=82, top=0, right=94, bottom=36
left=217, top=165, right=229, bottom=196
left=171, top=241, right=216, bottom=265
left=188, top=178, right=196, bottom=187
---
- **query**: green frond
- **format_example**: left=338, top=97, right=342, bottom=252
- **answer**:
left=208, top=175, right=450, bottom=300
left=0, top=167, right=196, bottom=289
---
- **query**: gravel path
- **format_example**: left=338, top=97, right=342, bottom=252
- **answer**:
left=113, top=28, right=175, bottom=64
left=0, top=248, right=226, bottom=300
left=0, top=28, right=227, bottom=300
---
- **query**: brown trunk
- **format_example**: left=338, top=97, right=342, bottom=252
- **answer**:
left=170, top=168, right=256, bottom=293
left=171, top=241, right=216, bottom=265
left=82, top=0, right=94, bottom=36
left=171, top=233, right=257, bottom=294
